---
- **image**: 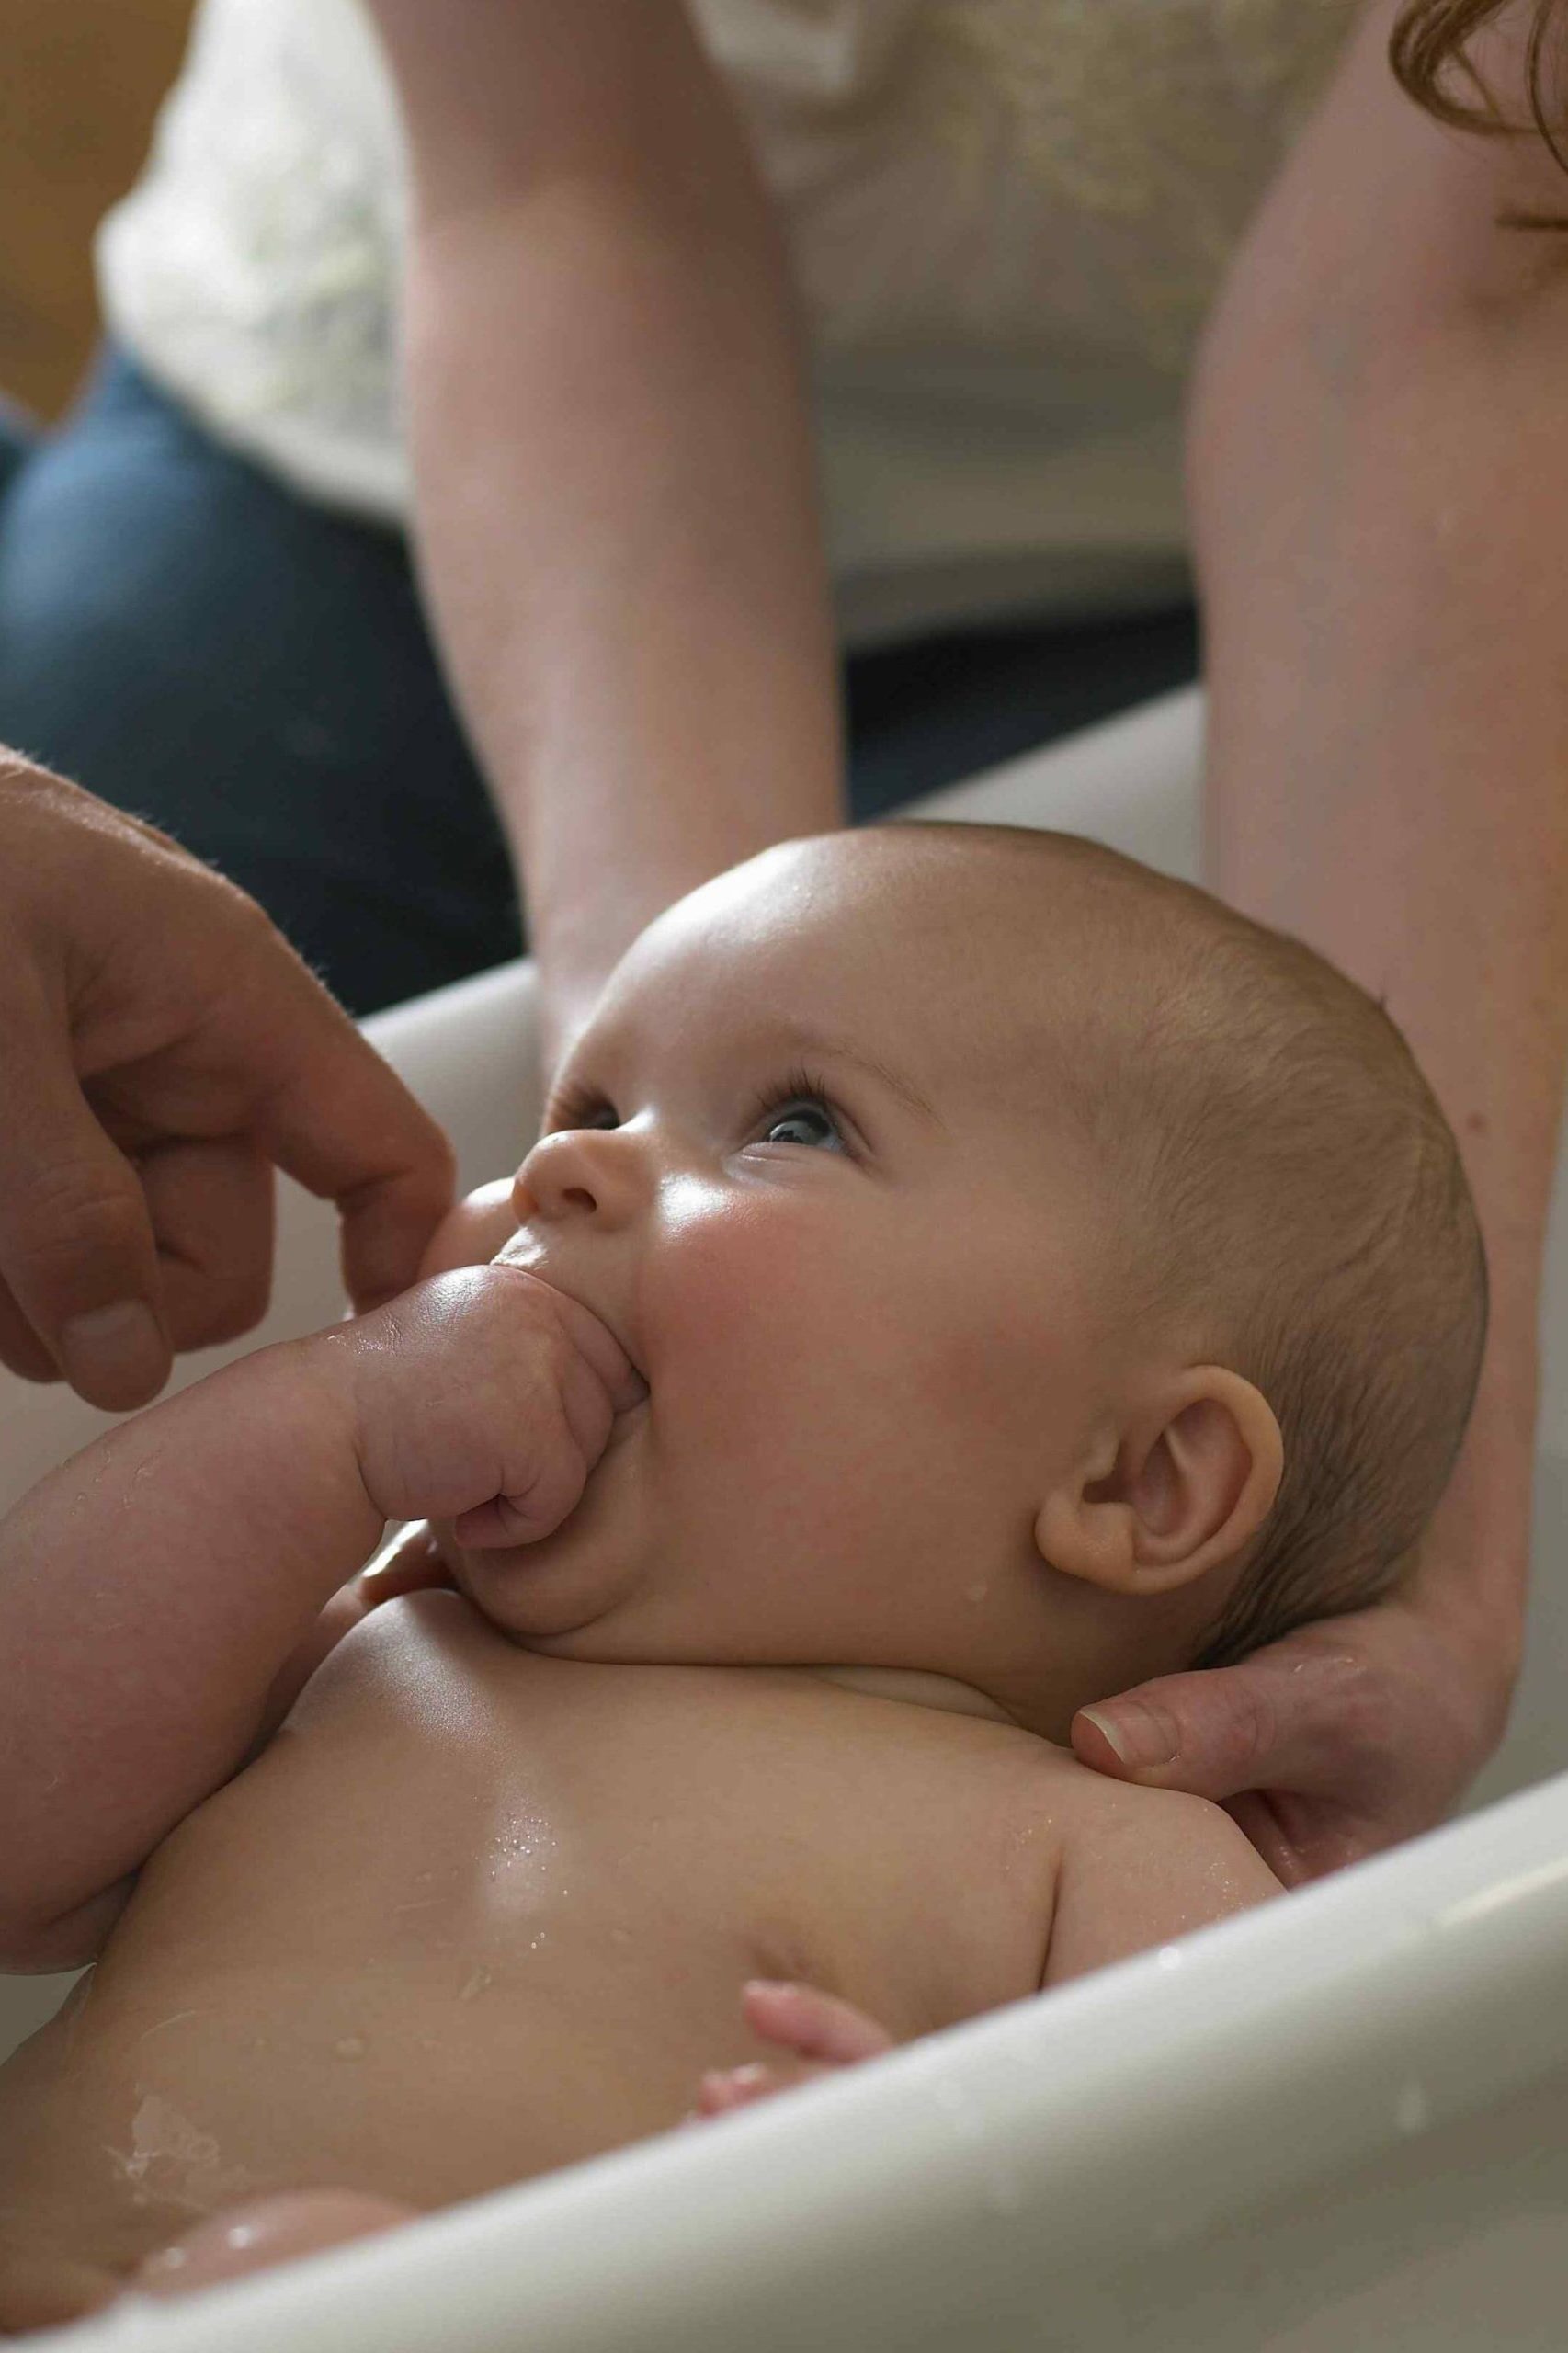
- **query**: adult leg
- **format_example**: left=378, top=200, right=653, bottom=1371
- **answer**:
left=0, top=350, right=517, bottom=1017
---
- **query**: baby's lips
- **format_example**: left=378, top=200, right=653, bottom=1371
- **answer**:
left=555, top=1292, right=648, bottom=1411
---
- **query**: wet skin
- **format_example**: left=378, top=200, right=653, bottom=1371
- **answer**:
left=0, top=1589, right=1074, bottom=2323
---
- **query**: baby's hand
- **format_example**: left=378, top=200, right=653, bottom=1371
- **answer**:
left=328, top=1264, right=646, bottom=1546
left=692, top=1982, right=894, bottom=2119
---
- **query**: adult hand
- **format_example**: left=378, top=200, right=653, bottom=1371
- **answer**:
left=1072, top=1574, right=1514, bottom=1887
left=0, top=756, right=455, bottom=1411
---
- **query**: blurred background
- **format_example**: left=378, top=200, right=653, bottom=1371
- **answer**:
left=0, top=0, right=192, bottom=418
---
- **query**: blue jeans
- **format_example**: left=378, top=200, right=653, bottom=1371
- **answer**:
left=0, top=350, right=1199, bottom=1015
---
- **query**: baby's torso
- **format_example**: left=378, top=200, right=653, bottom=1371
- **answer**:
left=0, top=1591, right=1064, bottom=2298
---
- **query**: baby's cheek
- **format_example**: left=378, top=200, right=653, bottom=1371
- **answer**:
left=417, top=1178, right=517, bottom=1280
left=651, top=1207, right=877, bottom=1438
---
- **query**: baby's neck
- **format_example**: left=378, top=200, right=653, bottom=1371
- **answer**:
left=810, top=1665, right=1022, bottom=1728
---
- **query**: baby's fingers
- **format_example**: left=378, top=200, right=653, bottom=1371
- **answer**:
left=451, top=1449, right=589, bottom=1549
left=740, top=1980, right=895, bottom=2067
left=691, top=2062, right=820, bottom=2119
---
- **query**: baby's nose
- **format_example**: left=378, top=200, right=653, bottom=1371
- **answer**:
left=514, top=1127, right=641, bottom=1225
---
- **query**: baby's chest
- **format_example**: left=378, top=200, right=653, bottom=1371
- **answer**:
left=178, top=1608, right=1056, bottom=2038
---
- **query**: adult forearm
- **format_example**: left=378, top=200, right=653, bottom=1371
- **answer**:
left=368, top=3, right=842, bottom=1053
left=1190, top=19, right=1568, bottom=1679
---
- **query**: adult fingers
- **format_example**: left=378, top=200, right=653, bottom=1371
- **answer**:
left=0, top=1132, right=274, bottom=1397
left=0, top=1277, right=62, bottom=1383
left=1068, top=1629, right=1427, bottom=1886
left=138, top=1136, right=275, bottom=1353
left=236, top=962, right=456, bottom=1313
left=0, top=976, right=170, bottom=1408
left=1072, top=1649, right=1365, bottom=1808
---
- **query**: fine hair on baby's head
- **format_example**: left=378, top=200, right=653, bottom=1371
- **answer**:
left=892, top=821, right=1487, bottom=1669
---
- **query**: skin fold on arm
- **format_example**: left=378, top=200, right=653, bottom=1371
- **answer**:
left=363, top=0, right=845, bottom=1070
left=1184, top=0, right=1568, bottom=1860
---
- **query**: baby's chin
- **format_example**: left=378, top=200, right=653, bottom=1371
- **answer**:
left=442, top=1546, right=614, bottom=1645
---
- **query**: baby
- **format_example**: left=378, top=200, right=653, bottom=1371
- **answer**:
left=0, top=823, right=1484, bottom=2330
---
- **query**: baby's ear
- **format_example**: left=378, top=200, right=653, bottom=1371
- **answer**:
left=1034, top=1369, right=1282, bottom=1598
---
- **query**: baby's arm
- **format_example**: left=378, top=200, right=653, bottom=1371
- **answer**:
left=0, top=1264, right=641, bottom=1971
left=1042, top=1785, right=1283, bottom=1988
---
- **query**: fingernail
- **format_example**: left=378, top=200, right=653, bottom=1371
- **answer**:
left=1079, top=1704, right=1175, bottom=1772
left=60, top=1302, right=168, bottom=1407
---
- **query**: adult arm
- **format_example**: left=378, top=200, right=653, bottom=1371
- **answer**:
left=0, top=757, right=455, bottom=1411
left=364, top=0, right=843, bottom=1071
left=1075, top=0, right=1568, bottom=1878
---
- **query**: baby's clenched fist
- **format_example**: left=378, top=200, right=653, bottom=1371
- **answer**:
left=324, top=1264, right=646, bottom=1546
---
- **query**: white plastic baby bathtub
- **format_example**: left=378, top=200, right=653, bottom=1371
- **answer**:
left=6, top=686, right=1568, bottom=2351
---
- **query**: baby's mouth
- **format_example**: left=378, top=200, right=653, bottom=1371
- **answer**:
left=494, top=1235, right=646, bottom=1392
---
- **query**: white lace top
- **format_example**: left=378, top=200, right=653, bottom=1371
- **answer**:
left=97, top=0, right=1352, bottom=646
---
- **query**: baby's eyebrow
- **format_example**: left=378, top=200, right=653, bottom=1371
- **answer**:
left=772, top=1025, right=942, bottom=1129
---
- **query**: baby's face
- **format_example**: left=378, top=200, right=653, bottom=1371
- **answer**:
left=445, top=832, right=1126, bottom=1709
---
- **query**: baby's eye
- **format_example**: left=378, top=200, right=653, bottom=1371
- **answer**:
left=751, top=1097, right=847, bottom=1154
left=546, top=1083, right=619, bottom=1133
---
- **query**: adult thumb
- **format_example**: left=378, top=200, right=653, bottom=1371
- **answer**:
left=1073, top=1665, right=1295, bottom=1803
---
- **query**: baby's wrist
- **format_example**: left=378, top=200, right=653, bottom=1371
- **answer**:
left=275, top=1322, right=391, bottom=1549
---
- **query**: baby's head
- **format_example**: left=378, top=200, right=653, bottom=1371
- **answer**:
left=445, top=824, right=1484, bottom=1739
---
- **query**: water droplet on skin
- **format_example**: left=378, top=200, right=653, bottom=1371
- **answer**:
left=334, top=2036, right=368, bottom=2061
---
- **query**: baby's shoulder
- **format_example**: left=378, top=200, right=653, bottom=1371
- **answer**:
left=1034, top=1761, right=1285, bottom=1989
